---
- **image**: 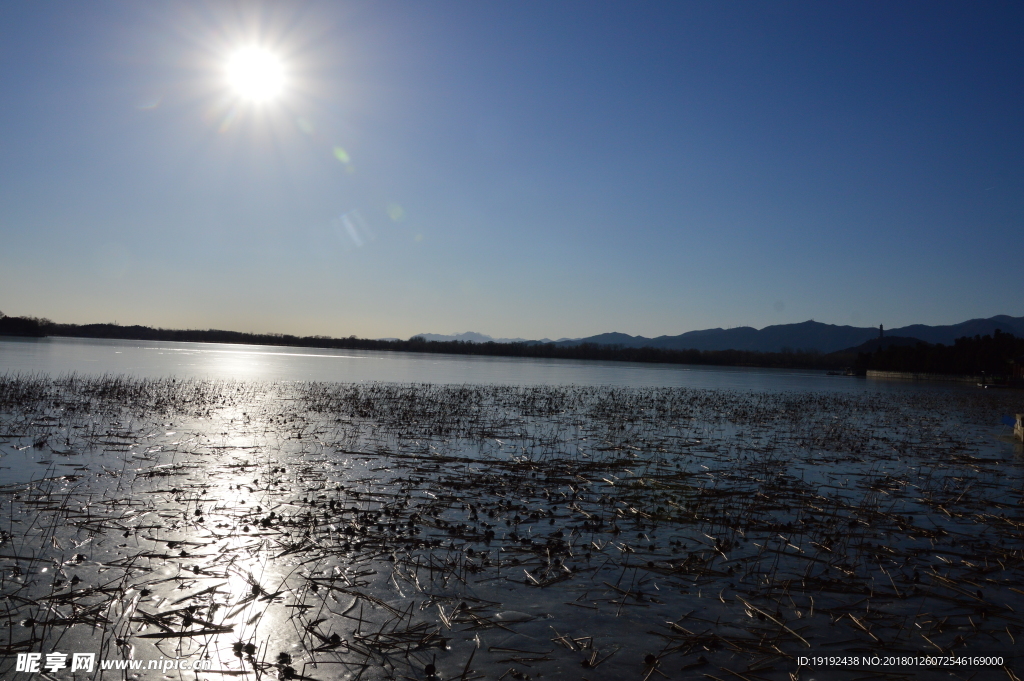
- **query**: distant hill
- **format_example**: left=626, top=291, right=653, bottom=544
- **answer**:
left=884, top=315, right=1024, bottom=345
left=413, top=315, right=1024, bottom=354
left=853, top=329, right=1024, bottom=377
left=10, top=313, right=1023, bottom=374
left=551, top=315, right=1024, bottom=354
left=412, top=332, right=561, bottom=344
left=836, top=336, right=927, bottom=355
left=555, top=321, right=870, bottom=353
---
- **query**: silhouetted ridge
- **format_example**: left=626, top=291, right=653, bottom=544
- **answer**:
left=5, top=314, right=1023, bottom=376
left=556, top=315, right=1024, bottom=353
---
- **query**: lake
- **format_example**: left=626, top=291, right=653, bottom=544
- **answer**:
left=1, top=338, right=1021, bottom=679
left=0, top=373, right=1020, bottom=680
left=0, top=335, right=966, bottom=393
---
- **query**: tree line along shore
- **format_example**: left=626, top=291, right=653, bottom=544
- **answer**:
left=2, top=313, right=1023, bottom=379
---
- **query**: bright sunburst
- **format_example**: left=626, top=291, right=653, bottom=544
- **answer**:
left=226, top=47, right=285, bottom=103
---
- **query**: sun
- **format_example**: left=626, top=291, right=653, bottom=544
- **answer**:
left=226, top=47, right=285, bottom=103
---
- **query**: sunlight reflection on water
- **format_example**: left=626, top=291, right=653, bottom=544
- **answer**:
left=0, top=376, right=1020, bottom=680
left=0, top=336, right=971, bottom=394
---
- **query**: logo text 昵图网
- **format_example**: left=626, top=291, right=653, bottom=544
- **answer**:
left=15, top=653, right=213, bottom=673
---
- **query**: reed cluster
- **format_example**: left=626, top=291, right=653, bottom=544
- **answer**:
left=0, top=375, right=1020, bottom=679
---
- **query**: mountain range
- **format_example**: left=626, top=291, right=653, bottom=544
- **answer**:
left=411, top=331, right=569, bottom=344
left=415, top=315, right=1024, bottom=355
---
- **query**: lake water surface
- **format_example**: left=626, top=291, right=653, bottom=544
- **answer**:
left=0, top=335, right=966, bottom=393
left=1, top=338, right=1021, bottom=679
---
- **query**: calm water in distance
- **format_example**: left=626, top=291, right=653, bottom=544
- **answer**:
left=0, top=335, right=966, bottom=394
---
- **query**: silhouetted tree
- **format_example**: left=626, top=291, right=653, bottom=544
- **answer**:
left=855, top=330, right=1024, bottom=377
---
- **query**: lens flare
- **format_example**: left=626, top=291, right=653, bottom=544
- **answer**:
left=387, top=203, right=406, bottom=222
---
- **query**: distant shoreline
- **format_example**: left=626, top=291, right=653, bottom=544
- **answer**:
left=4, top=316, right=1021, bottom=381
left=1, top=319, right=854, bottom=371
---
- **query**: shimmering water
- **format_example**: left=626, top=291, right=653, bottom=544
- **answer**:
left=0, top=377, right=1020, bottom=681
left=0, top=336, right=971, bottom=393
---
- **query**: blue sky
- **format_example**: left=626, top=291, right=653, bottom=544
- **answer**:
left=1, top=1, right=1021, bottom=340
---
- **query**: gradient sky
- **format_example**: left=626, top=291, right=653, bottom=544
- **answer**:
left=1, top=1, right=1022, bottom=340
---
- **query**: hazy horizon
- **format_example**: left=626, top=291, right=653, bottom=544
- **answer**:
left=2, top=2, right=1021, bottom=340
left=6, top=311, right=1022, bottom=346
